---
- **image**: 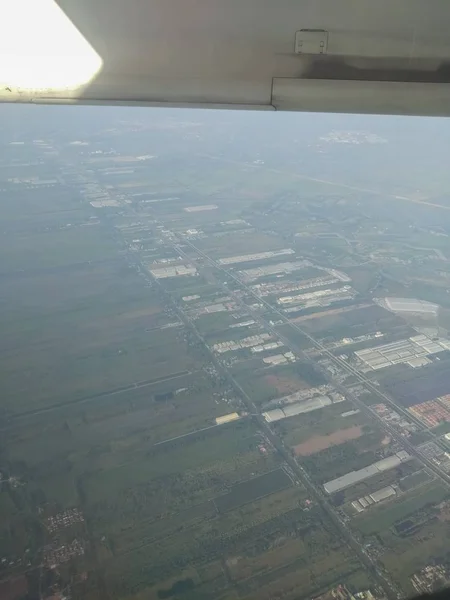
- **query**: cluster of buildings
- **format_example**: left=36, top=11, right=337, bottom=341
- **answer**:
left=44, top=539, right=84, bottom=569
left=411, top=564, right=450, bottom=594
left=323, top=451, right=411, bottom=494
left=418, top=442, right=450, bottom=473
left=202, top=314, right=297, bottom=364
left=212, top=333, right=273, bottom=354
left=408, top=396, right=450, bottom=428
left=354, top=335, right=450, bottom=371
left=46, top=508, right=84, bottom=533
left=372, top=404, right=419, bottom=437
left=351, top=486, right=397, bottom=513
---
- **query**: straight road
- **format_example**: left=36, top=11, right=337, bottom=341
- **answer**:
left=199, top=153, right=450, bottom=212
left=156, top=237, right=402, bottom=599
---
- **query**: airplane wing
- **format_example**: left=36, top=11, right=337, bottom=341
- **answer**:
left=1, top=0, right=450, bottom=115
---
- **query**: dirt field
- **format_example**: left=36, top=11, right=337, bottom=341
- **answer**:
left=263, top=374, right=309, bottom=395
left=293, top=425, right=363, bottom=456
left=291, top=303, right=371, bottom=323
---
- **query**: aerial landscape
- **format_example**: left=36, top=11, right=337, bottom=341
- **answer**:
left=1, top=105, right=450, bottom=600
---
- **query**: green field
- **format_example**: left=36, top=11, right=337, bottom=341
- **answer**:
left=353, top=482, right=449, bottom=536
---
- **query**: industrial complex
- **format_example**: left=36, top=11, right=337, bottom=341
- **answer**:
left=354, top=335, right=450, bottom=371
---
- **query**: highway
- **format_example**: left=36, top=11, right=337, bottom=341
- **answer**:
left=181, top=239, right=450, bottom=490
left=158, top=237, right=403, bottom=599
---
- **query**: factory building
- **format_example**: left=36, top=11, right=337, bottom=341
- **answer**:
left=351, top=486, right=397, bottom=512
left=323, top=451, right=411, bottom=494
left=381, top=297, right=439, bottom=315
left=262, top=396, right=332, bottom=423
left=218, top=248, right=295, bottom=266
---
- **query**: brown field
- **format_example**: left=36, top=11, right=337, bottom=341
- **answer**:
left=0, top=576, right=28, bottom=600
left=263, top=374, right=309, bottom=395
left=293, top=426, right=363, bottom=456
left=291, top=303, right=372, bottom=323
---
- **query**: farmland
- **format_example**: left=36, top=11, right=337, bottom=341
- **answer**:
left=214, top=468, right=292, bottom=512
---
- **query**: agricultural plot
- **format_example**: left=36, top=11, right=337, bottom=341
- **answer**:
left=92, top=422, right=311, bottom=598
left=382, top=359, right=450, bottom=408
left=293, top=425, right=364, bottom=456
left=214, top=468, right=292, bottom=513
left=399, top=469, right=432, bottom=492
left=0, top=252, right=198, bottom=416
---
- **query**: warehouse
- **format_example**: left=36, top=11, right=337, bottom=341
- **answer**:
left=262, top=396, right=332, bottom=423
left=382, top=297, right=439, bottom=315
left=263, top=354, right=288, bottom=366
left=323, top=451, right=411, bottom=494
left=370, top=485, right=397, bottom=503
